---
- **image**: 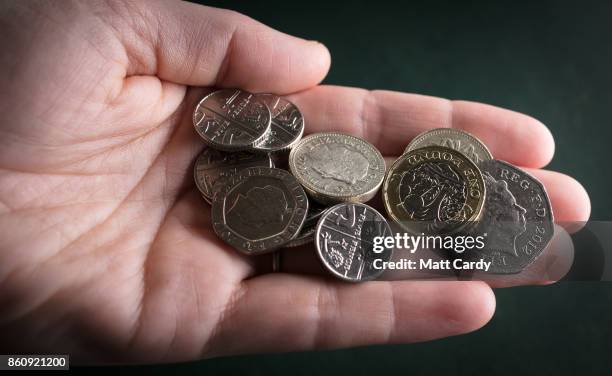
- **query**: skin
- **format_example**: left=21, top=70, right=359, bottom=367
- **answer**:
left=0, top=0, right=590, bottom=364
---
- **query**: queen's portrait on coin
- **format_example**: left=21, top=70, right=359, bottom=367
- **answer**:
left=480, top=173, right=527, bottom=257
left=226, top=185, right=289, bottom=238
left=308, top=144, right=370, bottom=184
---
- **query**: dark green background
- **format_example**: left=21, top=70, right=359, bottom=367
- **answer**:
left=110, top=0, right=612, bottom=374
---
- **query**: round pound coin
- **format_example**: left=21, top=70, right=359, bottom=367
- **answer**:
left=465, top=160, right=554, bottom=274
left=194, top=148, right=274, bottom=204
left=252, top=94, right=304, bottom=152
left=404, top=128, right=493, bottom=164
left=212, top=167, right=308, bottom=255
left=193, top=89, right=271, bottom=151
left=383, top=146, right=486, bottom=234
left=288, top=132, right=385, bottom=204
left=315, top=203, right=393, bottom=282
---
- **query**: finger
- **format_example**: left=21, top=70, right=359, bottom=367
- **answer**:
left=288, top=86, right=554, bottom=168
left=279, top=224, right=573, bottom=286
left=113, top=0, right=330, bottom=92
left=468, top=224, right=575, bottom=288
left=204, top=276, right=495, bottom=356
left=278, top=163, right=588, bottom=263
left=525, top=168, right=591, bottom=233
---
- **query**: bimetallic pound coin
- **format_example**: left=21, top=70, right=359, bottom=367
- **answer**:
left=212, top=167, right=308, bottom=255
left=193, top=89, right=271, bottom=151
left=252, top=94, right=305, bottom=152
left=194, top=148, right=274, bottom=204
left=289, top=133, right=385, bottom=204
left=404, top=128, right=493, bottom=164
left=383, top=146, right=486, bottom=234
left=316, top=203, right=393, bottom=282
left=466, top=160, right=554, bottom=274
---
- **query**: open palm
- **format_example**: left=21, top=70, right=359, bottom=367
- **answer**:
left=0, top=0, right=590, bottom=363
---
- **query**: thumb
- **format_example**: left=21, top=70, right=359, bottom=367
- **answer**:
left=113, top=0, right=331, bottom=93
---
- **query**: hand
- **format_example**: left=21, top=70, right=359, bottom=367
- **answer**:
left=0, top=0, right=590, bottom=363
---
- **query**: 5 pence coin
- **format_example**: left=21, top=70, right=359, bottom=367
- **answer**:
left=252, top=94, right=304, bottom=152
left=193, top=89, right=271, bottom=151
left=316, top=203, right=393, bottom=282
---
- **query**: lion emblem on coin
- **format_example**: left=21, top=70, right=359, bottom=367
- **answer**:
left=397, top=162, right=467, bottom=229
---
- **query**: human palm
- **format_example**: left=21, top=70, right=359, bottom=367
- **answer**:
left=0, top=0, right=590, bottom=363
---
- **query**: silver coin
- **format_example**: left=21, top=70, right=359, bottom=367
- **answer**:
left=283, top=221, right=317, bottom=248
left=404, top=128, right=493, bottom=164
left=288, top=132, right=385, bottom=204
left=316, top=203, right=393, bottom=282
left=212, top=167, right=308, bottom=255
left=284, top=201, right=330, bottom=248
left=466, top=160, right=554, bottom=273
left=193, top=89, right=271, bottom=151
left=194, top=148, right=273, bottom=203
left=252, top=94, right=304, bottom=152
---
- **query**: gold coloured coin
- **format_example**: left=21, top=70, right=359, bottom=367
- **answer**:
left=383, top=146, right=486, bottom=234
left=404, top=128, right=493, bottom=164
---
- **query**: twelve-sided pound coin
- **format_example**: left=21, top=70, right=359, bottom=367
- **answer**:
left=383, top=146, right=486, bottom=234
left=316, top=203, right=393, bottom=282
left=404, top=128, right=493, bottom=164
left=289, top=132, right=385, bottom=204
left=193, top=89, right=271, bottom=151
left=212, top=167, right=308, bottom=255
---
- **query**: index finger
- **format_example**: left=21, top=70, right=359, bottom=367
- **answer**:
left=288, top=85, right=555, bottom=168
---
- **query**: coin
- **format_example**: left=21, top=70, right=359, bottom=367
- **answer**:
left=284, top=201, right=330, bottom=247
left=252, top=94, right=304, bottom=152
left=383, top=146, right=486, bottom=234
left=315, top=203, right=393, bottom=282
left=465, top=160, right=554, bottom=273
left=194, top=148, right=274, bottom=204
left=193, top=89, right=271, bottom=151
left=283, top=220, right=317, bottom=248
left=404, top=128, right=493, bottom=164
left=212, top=167, right=308, bottom=255
left=288, top=132, right=385, bottom=204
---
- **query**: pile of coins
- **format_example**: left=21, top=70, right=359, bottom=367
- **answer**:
left=193, top=89, right=554, bottom=281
